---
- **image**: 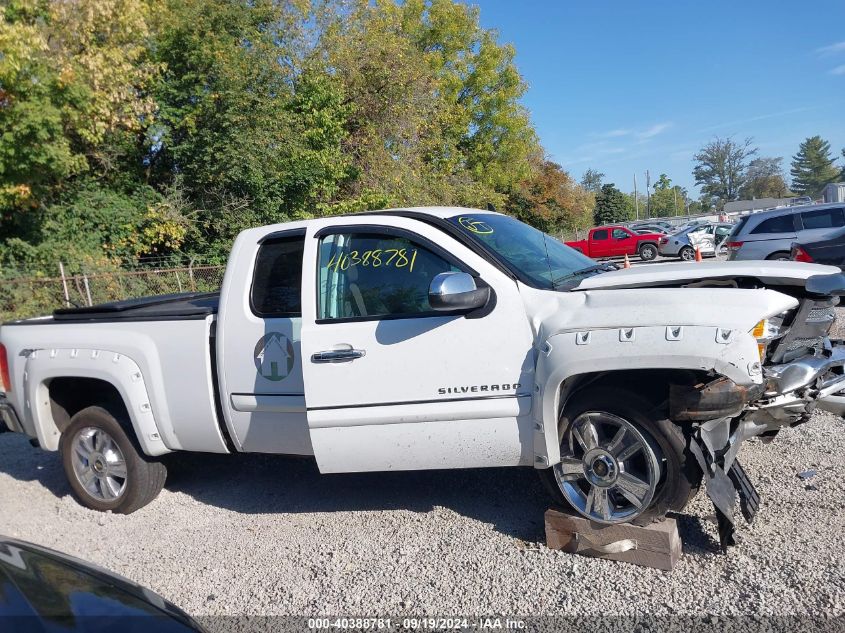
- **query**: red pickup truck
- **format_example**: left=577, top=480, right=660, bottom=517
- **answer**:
left=566, top=225, right=662, bottom=261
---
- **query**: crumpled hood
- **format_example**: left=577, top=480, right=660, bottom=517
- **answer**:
left=574, top=260, right=840, bottom=291
left=529, top=286, right=798, bottom=342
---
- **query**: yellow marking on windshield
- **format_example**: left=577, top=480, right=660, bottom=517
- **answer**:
left=458, top=216, right=494, bottom=235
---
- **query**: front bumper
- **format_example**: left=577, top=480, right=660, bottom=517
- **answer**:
left=0, top=394, right=23, bottom=434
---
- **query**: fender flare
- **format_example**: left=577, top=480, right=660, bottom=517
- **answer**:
left=531, top=324, right=762, bottom=469
left=22, top=348, right=169, bottom=456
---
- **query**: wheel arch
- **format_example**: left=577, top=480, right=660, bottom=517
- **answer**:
left=22, top=349, right=170, bottom=456
left=532, top=326, right=761, bottom=469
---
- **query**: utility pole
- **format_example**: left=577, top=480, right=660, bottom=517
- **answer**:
left=673, top=188, right=678, bottom=216
left=645, top=170, right=651, bottom=219
left=633, top=174, right=639, bottom=220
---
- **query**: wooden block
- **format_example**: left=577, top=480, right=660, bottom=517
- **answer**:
left=545, top=508, right=681, bottom=570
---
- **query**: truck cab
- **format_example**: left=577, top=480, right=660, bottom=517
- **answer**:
left=565, top=225, right=661, bottom=261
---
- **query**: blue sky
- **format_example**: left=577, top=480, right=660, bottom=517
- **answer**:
left=471, top=0, right=845, bottom=197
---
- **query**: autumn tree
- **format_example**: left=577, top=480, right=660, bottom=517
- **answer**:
left=593, top=183, right=631, bottom=225
left=1, top=0, right=546, bottom=271
left=790, top=136, right=840, bottom=198
left=692, top=136, right=757, bottom=208
left=0, top=0, right=158, bottom=221
left=508, top=157, right=594, bottom=234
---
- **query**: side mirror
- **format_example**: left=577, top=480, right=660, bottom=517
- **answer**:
left=428, top=272, right=490, bottom=312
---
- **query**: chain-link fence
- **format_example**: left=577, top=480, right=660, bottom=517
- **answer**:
left=0, top=263, right=225, bottom=322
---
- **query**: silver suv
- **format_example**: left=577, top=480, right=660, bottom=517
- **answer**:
left=726, top=203, right=845, bottom=261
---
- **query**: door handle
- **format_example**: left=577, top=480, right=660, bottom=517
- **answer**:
left=311, top=349, right=366, bottom=363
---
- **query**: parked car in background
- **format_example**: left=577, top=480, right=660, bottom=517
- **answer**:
left=631, top=223, right=670, bottom=235
left=629, top=220, right=673, bottom=232
left=658, top=223, right=733, bottom=261
left=0, top=536, right=204, bottom=631
left=792, top=226, right=845, bottom=268
left=726, top=203, right=845, bottom=261
left=566, top=225, right=662, bottom=260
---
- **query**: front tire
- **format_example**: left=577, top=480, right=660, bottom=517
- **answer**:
left=539, top=387, right=701, bottom=525
left=638, top=243, right=658, bottom=261
left=60, top=406, right=167, bottom=514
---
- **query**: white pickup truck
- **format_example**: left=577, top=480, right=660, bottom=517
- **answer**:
left=2, top=207, right=844, bottom=547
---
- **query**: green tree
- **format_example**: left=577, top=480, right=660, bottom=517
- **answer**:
left=580, top=169, right=604, bottom=193
left=692, top=136, right=757, bottom=208
left=149, top=0, right=350, bottom=249
left=593, top=183, right=631, bottom=225
left=790, top=136, right=840, bottom=198
left=649, top=180, right=687, bottom=217
left=653, top=173, right=672, bottom=191
left=739, top=157, right=791, bottom=199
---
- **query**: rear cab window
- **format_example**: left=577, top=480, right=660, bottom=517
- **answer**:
left=750, top=214, right=796, bottom=235
left=251, top=234, right=305, bottom=317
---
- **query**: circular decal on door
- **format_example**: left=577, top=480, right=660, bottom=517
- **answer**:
left=254, top=332, right=295, bottom=381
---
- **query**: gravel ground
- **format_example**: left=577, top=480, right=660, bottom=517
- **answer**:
left=1, top=410, right=843, bottom=620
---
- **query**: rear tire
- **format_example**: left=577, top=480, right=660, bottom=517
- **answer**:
left=766, top=251, right=791, bottom=261
left=539, top=387, right=701, bottom=525
left=60, top=406, right=166, bottom=514
left=679, top=246, right=695, bottom=261
left=638, top=243, right=658, bottom=261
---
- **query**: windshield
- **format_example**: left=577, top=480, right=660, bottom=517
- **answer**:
left=447, top=213, right=598, bottom=289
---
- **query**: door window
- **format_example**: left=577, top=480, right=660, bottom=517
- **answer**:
left=612, top=228, right=630, bottom=239
left=592, top=229, right=608, bottom=240
left=317, top=232, right=461, bottom=320
left=800, top=208, right=845, bottom=230
left=751, top=215, right=795, bottom=234
left=251, top=235, right=305, bottom=317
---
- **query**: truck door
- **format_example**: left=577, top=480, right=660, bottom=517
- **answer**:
left=299, top=218, right=535, bottom=473
left=610, top=227, right=636, bottom=256
left=217, top=227, right=313, bottom=454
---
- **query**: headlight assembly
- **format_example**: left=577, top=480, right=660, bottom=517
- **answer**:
left=751, top=315, right=786, bottom=361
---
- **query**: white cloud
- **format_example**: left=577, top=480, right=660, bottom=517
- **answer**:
left=591, top=122, right=672, bottom=141
left=596, top=129, right=631, bottom=138
left=696, top=105, right=821, bottom=133
left=830, top=64, right=845, bottom=75
left=636, top=122, right=673, bottom=139
left=817, top=41, right=845, bottom=56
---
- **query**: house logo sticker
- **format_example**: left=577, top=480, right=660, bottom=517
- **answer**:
left=254, top=332, right=295, bottom=381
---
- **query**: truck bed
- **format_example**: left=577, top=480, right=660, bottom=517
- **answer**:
left=49, top=292, right=219, bottom=323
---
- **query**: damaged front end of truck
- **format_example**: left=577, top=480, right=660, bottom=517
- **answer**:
left=668, top=275, right=845, bottom=549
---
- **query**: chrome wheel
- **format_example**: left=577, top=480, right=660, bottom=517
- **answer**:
left=680, top=247, right=695, bottom=261
left=553, top=412, right=662, bottom=524
left=70, top=427, right=128, bottom=502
